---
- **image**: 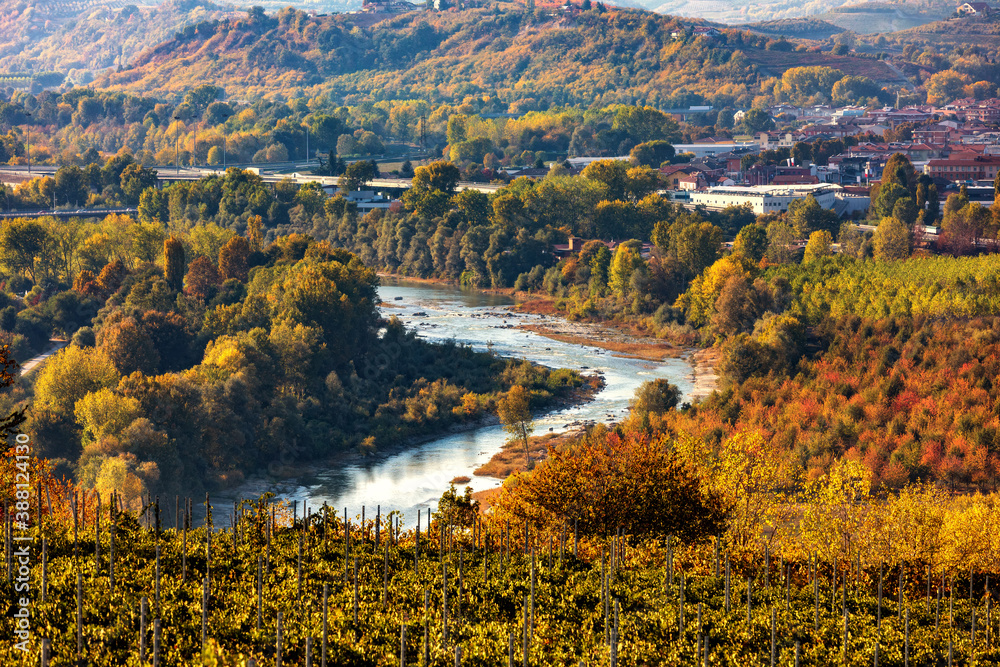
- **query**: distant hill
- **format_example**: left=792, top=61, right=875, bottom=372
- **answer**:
left=651, top=0, right=952, bottom=27
left=813, top=3, right=952, bottom=35
left=94, top=4, right=908, bottom=106
left=0, top=0, right=240, bottom=83
left=743, top=17, right=845, bottom=39
left=888, top=12, right=1000, bottom=48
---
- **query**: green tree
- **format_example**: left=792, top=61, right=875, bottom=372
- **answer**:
left=612, top=106, right=681, bottom=145
left=163, top=235, right=185, bottom=291
left=589, top=244, right=612, bottom=293
left=0, top=217, right=51, bottom=282
left=497, top=384, right=534, bottom=470
left=453, top=189, right=490, bottom=226
left=788, top=195, right=839, bottom=238
left=54, top=165, right=88, bottom=207
left=892, top=197, right=919, bottom=227
left=339, top=160, right=377, bottom=193
left=309, top=114, right=345, bottom=152
left=740, top=108, right=774, bottom=134
left=138, top=188, right=169, bottom=224
left=732, top=224, right=768, bottom=264
left=120, top=164, right=159, bottom=206
left=765, top=218, right=795, bottom=264
left=581, top=160, right=630, bottom=201
left=629, top=140, right=675, bottom=168
left=674, top=222, right=722, bottom=277
left=631, top=379, right=681, bottom=415
left=873, top=183, right=911, bottom=220
left=881, top=153, right=915, bottom=194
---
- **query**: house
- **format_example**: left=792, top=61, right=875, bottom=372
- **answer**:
left=660, top=165, right=697, bottom=189
left=958, top=2, right=992, bottom=15
left=551, top=236, right=586, bottom=258
left=677, top=173, right=708, bottom=191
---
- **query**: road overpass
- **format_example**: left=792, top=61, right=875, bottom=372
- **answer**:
left=0, top=164, right=503, bottom=194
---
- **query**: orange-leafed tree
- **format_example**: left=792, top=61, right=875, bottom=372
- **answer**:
left=219, top=236, right=251, bottom=282
left=496, top=427, right=726, bottom=542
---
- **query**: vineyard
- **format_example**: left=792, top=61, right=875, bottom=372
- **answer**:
left=0, top=485, right=997, bottom=666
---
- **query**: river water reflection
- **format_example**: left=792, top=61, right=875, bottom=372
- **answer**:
left=278, top=279, right=695, bottom=527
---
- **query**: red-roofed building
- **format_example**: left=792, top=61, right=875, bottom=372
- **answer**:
left=924, top=154, right=1000, bottom=181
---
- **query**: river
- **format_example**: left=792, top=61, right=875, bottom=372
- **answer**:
left=272, top=280, right=696, bottom=527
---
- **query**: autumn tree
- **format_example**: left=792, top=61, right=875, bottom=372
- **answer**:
left=99, top=317, right=159, bottom=375
left=403, top=161, right=461, bottom=217
left=246, top=214, right=264, bottom=252
left=608, top=241, right=646, bottom=297
left=34, top=345, right=120, bottom=416
left=497, top=428, right=725, bottom=541
left=185, top=256, right=221, bottom=300
left=218, top=236, right=251, bottom=282
left=873, top=216, right=911, bottom=261
left=163, top=235, right=184, bottom=291
left=498, top=385, right=534, bottom=471
left=802, top=230, right=833, bottom=262
left=732, top=224, right=768, bottom=264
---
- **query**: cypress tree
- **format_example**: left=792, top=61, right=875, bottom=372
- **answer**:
left=164, top=235, right=185, bottom=291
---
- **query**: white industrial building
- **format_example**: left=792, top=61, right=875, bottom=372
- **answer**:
left=688, top=183, right=841, bottom=215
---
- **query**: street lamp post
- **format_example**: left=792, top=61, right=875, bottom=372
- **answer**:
left=173, top=115, right=182, bottom=174
left=221, top=112, right=232, bottom=172
left=24, top=112, right=31, bottom=175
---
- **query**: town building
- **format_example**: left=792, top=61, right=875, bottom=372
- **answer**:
left=688, top=183, right=840, bottom=215
left=924, top=154, right=1000, bottom=181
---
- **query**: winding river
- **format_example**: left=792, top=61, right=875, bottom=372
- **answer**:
left=273, top=280, right=696, bottom=527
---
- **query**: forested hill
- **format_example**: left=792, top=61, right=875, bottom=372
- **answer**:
left=95, top=4, right=906, bottom=107
left=0, top=0, right=240, bottom=84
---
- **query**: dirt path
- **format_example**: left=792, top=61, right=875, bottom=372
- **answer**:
left=19, top=339, right=67, bottom=376
left=686, top=347, right=720, bottom=402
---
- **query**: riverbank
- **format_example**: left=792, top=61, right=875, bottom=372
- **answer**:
left=218, top=370, right=605, bottom=506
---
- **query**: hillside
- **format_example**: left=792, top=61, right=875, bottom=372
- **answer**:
left=94, top=4, right=907, bottom=107
left=0, top=0, right=241, bottom=83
